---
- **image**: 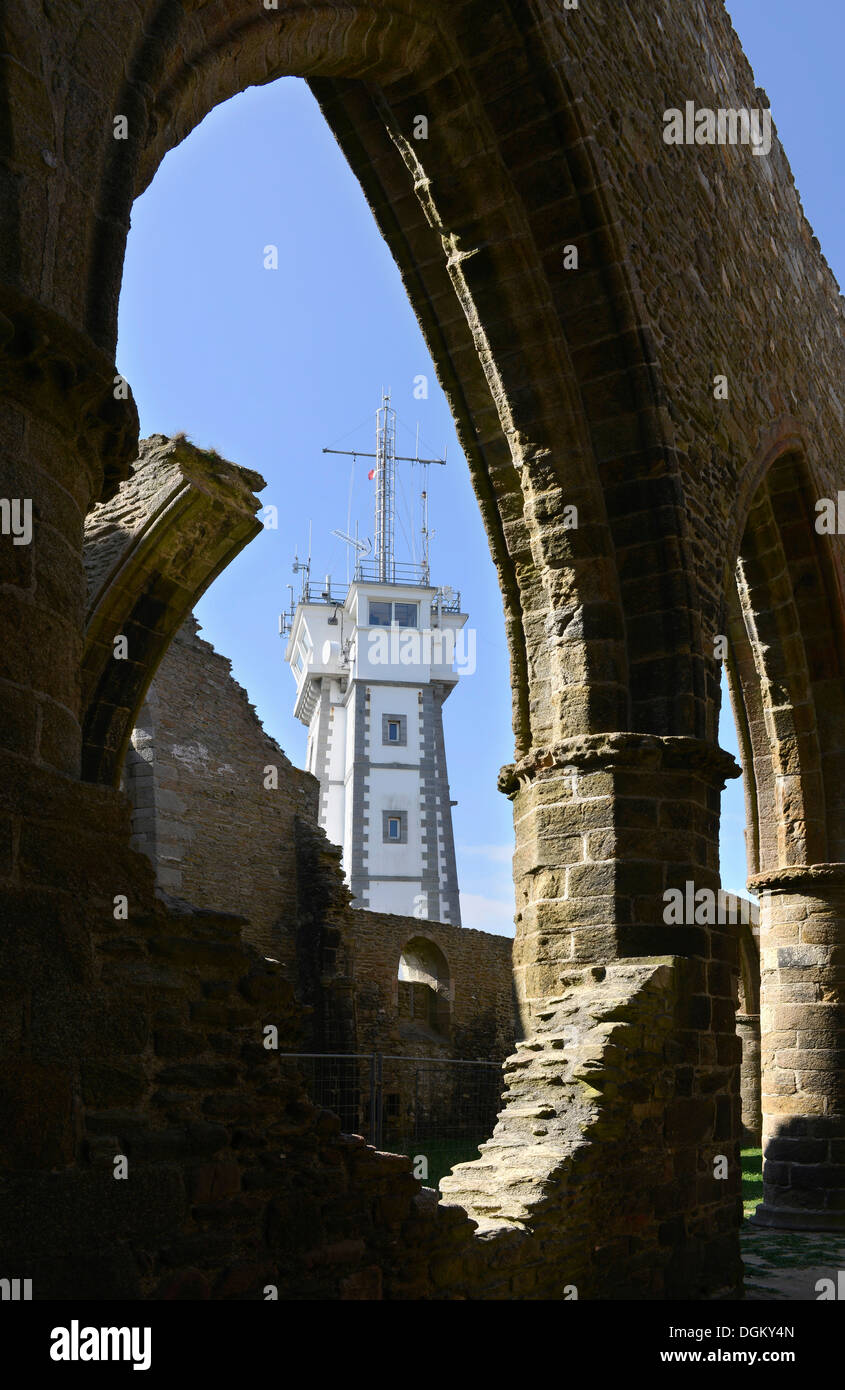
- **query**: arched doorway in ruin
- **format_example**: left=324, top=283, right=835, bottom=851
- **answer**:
left=724, top=434, right=845, bottom=1230
left=397, top=936, right=451, bottom=1041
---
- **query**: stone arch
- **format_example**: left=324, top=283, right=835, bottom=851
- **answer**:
left=398, top=935, right=451, bottom=990
left=398, top=935, right=451, bottom=1039
left=80, top=1, right=710, bottom=760
left=723, top=434, right=845, bottom=1228
left=725, top=440, right=845, bottom=875
left=82, top=434, right=265, bottom=785
left=81, top=3, right=745, bottom=1288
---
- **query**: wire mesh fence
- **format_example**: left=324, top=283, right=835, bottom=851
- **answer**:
left=279, top=1052, right=503, bottom=1188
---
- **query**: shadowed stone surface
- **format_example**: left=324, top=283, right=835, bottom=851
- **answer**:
left=82, top=435, right=265, bottom=785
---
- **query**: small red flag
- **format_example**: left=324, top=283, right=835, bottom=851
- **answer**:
left=368, top=468, right=375, bottom=480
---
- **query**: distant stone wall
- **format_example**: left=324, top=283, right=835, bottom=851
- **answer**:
left=352, top=909, right=514, bottom=1060
left=128, top=616, right=318, bottom=963
left=127, top=620, right=515, bottom=1070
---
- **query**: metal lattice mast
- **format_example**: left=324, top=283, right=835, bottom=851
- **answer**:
left=375, top=392, right=397, bottom=582
left=323, top=396, right=446, bottom=580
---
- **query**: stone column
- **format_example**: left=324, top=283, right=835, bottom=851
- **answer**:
left=0, top=286, right=137, bottom=779
left=442, top=733, right=745, bottom=1299
left=0, top=287, right=138, bottom=1180
left=736, top=1013, right=762, bottom=1145
left=750, top=866, right=845, bottom=1230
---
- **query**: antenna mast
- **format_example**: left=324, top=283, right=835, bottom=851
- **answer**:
left=421, top=477, right=431, bottom=586
left=374, top=390, right=397, bottom=582
left=323, top=395, right=445, bottom=585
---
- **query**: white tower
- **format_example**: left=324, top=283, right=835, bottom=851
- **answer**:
left=282, top=394, right=468, bottom=924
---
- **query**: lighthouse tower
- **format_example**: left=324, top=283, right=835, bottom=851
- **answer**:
left=282, top=394, right=467, bottom=925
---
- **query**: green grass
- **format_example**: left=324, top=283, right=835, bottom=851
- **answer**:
left=391, top=1138, right=485, bottom=1190
left=742, top=1146, right=763, bottom=1220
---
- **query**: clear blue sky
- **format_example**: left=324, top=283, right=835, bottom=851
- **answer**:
left=117, top=1, right=843, bottom=930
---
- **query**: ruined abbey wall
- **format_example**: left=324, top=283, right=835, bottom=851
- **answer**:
left=115, top=597, right=516, bottom=1069
left=2, top=0, right=844, bottom=1297
left=352, top=908, right=514, bottom=1060
left=126, top=616, right=317, bottom=963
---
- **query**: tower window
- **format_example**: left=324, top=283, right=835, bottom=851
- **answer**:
left=368, top=600, right=418, bottom=628
left=393, top=602, right=418, bottom=629
left=382, top=713, right=407, bottom=746
left=383, top=810, right=408, bottom=844
left=368, top=600, right=392, bottom=627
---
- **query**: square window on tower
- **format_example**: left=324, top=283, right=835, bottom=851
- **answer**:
left=383, top=810, right=408, bottom=844
left=383, top=714, right=407, bottom=746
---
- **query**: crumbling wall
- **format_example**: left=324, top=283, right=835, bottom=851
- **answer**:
left=352, top=908, right=514, bottom=1060
left=4, top=0, right=845, bottom=1297
left=0, top=759, right=487, bottom=1299
left=133, top=616, right=318, bottom=963
left=126, top=614, right=516, bottom=1065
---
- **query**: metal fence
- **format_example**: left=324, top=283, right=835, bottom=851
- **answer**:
left=279, top=1052, right=503, bottom=1186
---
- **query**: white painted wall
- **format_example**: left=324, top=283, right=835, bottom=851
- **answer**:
left=366, top=765, right=423, bottom=878
left=369, top=879, right=423, bottom=916
left=368, top=684, right=420, bottom=766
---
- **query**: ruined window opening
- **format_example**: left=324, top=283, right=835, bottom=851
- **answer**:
left=397, top=937, right=451, bottom=1040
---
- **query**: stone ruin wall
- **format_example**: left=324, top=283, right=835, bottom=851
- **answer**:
left=2, top=0, right=844, bottom=1299
left=126, top=607, right=516, bottom=1066
left=126, top=616, right=317, bottom=967
left=353, top=909, right=514, bottom=1059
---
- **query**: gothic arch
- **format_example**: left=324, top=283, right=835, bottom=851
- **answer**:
left=81, top=434, right=265, bottom=785
left=724, top=438, right=845, bottom=875
left=723, top=431, right=845, bottom=1229
left=80, top=0, right=707, bottom=761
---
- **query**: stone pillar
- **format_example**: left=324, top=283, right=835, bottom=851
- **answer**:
left=0, top=287, right=138, bottom=1182
left=442, top=733, right=744, bottom=1299
left=0, top=286, right=137, bottom=778
left=736, top=1013, right=762, bottom=1145
left=750, top=866, right=845, bottom=1230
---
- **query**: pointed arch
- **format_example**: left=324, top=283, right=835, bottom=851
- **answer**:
left=78, top=0, right=711, bottom=763
left=724, top=437, right=845, bottom=875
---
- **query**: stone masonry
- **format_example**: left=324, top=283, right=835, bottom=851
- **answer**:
left=123, top=607, right=516, bottom=1062
left=2, top=0, right=844, bottom=1297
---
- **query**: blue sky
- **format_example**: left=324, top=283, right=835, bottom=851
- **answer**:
left=117, top=1, right=843, bottom=932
